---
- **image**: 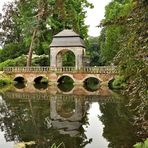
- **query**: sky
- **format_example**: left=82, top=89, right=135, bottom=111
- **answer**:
left=0, top=0, right=111, bottom=37
left=85, top=0, right=111, bottom=36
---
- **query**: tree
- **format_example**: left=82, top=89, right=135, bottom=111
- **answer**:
left=100, top=0, right=148, bottom=98
left=99, top=0, right=132, bottom=64
left=87, top=37, right=104, bottom=66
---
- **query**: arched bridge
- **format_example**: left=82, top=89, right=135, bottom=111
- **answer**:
left=3, top=66, right=118, bottom=85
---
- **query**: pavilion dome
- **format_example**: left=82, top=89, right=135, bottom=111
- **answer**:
left=50, top=29, right=85, bottom=48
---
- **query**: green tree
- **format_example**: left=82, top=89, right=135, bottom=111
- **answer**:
left=99, top=0, right=132, bottom=64
left=100, top=0, right=148, bottom=98
left=87, top=37, right=104, bottom=66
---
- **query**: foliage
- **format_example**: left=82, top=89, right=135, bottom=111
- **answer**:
left=32, top=55, right=50, bottom=66
left=99, top=0, right=133, bottom=64
left=40, top=77, right=49, bottom=84
left=87, top=37, right=104, bottom=66
left=113, top=0, right=148, bottom=98
left=62, top=51, right=75, bottom=67
left=0, top=74, right=13, bottom=86
left=111, top=76, right=127, bottom=89
left=0, top=78, right=12, bottom=86
left=0, top=55, right=27, bottom=71
left=84, top=77, right=99, bottom=91
left=0, top=43, right=27, bottom=63
left=51, top=142, right=65, bottom=148
left=0, top=54, right=51, bottom=70
left=100, top=0, right=148, bottom=98
left=134, top=139, right=148, bottom=148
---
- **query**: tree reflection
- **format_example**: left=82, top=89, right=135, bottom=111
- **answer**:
left=99, top=96, right=148, bottom=148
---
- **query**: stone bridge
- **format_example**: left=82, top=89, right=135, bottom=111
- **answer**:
left=3, top=66, right=118, bottom=86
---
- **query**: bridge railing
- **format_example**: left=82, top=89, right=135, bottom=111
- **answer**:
left=3, top=66, right=119, bottom=74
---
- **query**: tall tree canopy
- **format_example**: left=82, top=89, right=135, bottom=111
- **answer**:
left=99, top=0, right=132, bottom=64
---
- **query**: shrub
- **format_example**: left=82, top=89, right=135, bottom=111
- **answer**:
left=0, top=54, right=50, bottom=70
left=32, top=54, right=50, bottom=66
left=111, top=76, right=127, bottom=89
left=0, top=55, right=27, bottom=70
left=0, top=78, right=12, bottom=86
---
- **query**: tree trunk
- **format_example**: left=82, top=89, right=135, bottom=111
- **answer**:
left=26, top=29, right=37, bottom=67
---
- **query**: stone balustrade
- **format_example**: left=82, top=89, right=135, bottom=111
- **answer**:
left=3, top=66, right=119, bottom=74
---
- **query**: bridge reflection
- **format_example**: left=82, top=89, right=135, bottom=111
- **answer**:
left=10, top=83, right=114, bottom=96
left=0, top=86, right=122, bottom=147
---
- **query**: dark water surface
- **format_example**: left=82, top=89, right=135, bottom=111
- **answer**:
left=0, top=84, right=147, bottom=148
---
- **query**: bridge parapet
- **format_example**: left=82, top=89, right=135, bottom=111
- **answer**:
left=3, top=66, right=119, bottom=74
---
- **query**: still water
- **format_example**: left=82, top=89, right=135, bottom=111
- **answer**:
left=0, top=84, right=147, bottom=148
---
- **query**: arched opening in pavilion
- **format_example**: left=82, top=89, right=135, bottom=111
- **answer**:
left=56, top=49, right=76, bottom=67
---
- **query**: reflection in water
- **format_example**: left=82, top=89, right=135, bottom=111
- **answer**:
left=58, top=83, right=74, bottom=92
left=84, top=103, right=109, bottom=148
left=34, top=83, right=48, bottom=90
left=56, top=98, right=75, bottom=118
left=0, top=89, right=147, bottom=148
left=14, top=83, right=26, bottom=89
left=57, top=76, right=74, bottom=92
left=83, top=77, right=100, bottom=92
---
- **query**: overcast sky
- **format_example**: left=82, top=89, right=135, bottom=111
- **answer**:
left=0, top=0, right=111, bottom=37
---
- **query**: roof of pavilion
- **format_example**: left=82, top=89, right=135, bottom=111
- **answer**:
left=50, top=29, right=85, bottom=48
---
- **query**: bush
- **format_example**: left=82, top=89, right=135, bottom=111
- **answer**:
left=0, top=78, right=12, bottom=86
left=0, top=54, right=50, bottom=70
left=110, top=76, right=127, bottom=89
left=32, top=55, right=50, bottom=66
left=0, top=55, right=27, bottom=70
left=0, top=43, right=28, bottom=63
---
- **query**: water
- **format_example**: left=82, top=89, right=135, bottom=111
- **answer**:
left=0, top=84, right=147, bottom=148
